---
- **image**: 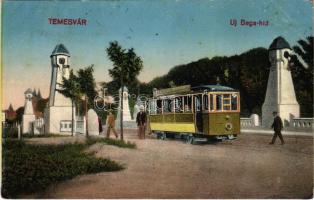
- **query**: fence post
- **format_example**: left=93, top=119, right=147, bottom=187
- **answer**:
left=18, top=124, right=21, bottom=140
left=83, top=116, right=86, bottom=136
left=74, top=115, right=77, bottom=136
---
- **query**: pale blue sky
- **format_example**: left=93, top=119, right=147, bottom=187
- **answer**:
left=2, top=0, right=313, bottom=108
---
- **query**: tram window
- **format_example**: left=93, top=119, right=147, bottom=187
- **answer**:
left=195, top=96, right=201, bottom=111
left=163, top=99, right=172, bottom=113
left=170, top=99, right=175, bottom=112
left=231, top=94, right=238, bottom=110
left=223, top=106, right=231, bottom=110
left=163, top=100, right=168, bottom=113
left=175, top=97, right=183, bottom=113
left=149, top=100, right=157, bottom=114
left=183, top=96, right=192, bottom=112
left=203, top=95, right=208, bottom=110
left=148, top=101, right=152, bottom=114
left=223, top=94, right=231, bottom=111
left=210, top=94, right=214, bottom=111
left=157, top=100, right=162, bottom=113
left=216, top=95, right=222, bottom=110
left=223, top=94, right=230, bottom=104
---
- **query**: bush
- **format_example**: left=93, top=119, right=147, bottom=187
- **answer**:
left=22, top=133, right=68, bottom=138
left=2, top=126, right=18, bottom=138
left=2, top=139, right=124, bottom=198
left=86, top=137, right=137, bottom=149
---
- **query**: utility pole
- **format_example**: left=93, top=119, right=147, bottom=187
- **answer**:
left=85, top=93, right=89, bottom=137
left=71, top=99, right=74, bottom=136
left=120, top=76, right=124, bottom=140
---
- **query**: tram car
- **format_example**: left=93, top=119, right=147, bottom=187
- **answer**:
left=147, top=84, right=240, bottom=143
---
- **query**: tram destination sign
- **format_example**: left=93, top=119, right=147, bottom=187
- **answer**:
left=153, top=85, right=191, bottom=97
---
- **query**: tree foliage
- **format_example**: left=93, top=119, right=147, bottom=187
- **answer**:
left=103, top=37, right=313, bottom=117
left=106, top=41, right=143, bottom=140
left=145, top=48, right=270, bottom=116
left=36, top=98, right=48, bottom=113
left=15, top=107, right=24, bottom=124
left=76, top=65, right=97, bottom=108
left=60, top=65, right=97, bottom=109
left=290, top=36, right=313, bottom=117
left=293, top=36, right=313, bottom=70
left=106, top=41, right=143, bottom=87
left=60, top=69, right=82, bottom=103
left=59, top=66, right=97, bottom=136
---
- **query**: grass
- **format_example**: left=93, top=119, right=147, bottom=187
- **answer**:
left=22, top=133, right=69, bottom=138
left=86, top=137, right=137, bottom=149
left=2, top=139, right=124, bottom=198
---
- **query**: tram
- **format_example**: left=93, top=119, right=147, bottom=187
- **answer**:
left=147, top=84, right=240, bottom=143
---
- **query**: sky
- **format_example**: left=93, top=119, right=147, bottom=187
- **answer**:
left=2, top=0, right=313, bottom=109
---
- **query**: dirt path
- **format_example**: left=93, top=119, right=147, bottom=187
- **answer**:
left=28, top=131, right=313, bottom=198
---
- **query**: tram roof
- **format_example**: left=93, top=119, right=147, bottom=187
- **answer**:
left=191, top=85, right=236, bottom=92
left=153, top=84, right=237, bottom=98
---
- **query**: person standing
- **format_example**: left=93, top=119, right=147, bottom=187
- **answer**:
left=136, top=105, right=147, bottom=139
left=269, top=111, right=284, bottom=145
left=98, top=116, right=103, bottom=134
left=106, top=110, right=119, bottom=139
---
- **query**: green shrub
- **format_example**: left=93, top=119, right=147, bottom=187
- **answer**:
left=2, top=126, right=18, bottom=138
left=2, top=139, right=123, bottom=198
left=86, top=137, right=136, bottom=149
left=22, top=133, right=68, bottom=138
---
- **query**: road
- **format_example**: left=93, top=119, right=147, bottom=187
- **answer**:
left=28, top=130, right=313, bottom=199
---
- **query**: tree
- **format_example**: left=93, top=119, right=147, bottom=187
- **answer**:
left=60, top=70, right=81, bottom=136
left=36, top=98, right=49, bottom=113
left=292, top=36, right=313, bottom=71
left=106, top=41, right=143, bottom=140
left=15, top=107, right=24, bottom=124
left=60, top=65, right=97, bottom=136
left=147, top=75, right=170, bottom=89
left=238, top=48, right=269, bottom=116
left=145, top=47, right=269, bottom=116
left=76, top=65, right=97, bottom=108
left=142, top=42, right=312, bottom=117
left=76, top=65, right=97, bottom=137
left=290, top=36, right=313, bottom=117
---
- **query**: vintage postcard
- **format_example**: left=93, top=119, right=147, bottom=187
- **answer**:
left=1, top=0, right=313, bottom=199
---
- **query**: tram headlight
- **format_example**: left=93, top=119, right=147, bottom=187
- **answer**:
left=225, top=123, right=233, bottom=131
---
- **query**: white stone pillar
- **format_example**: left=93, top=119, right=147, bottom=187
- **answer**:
left=262, top=37, right=300, bottom=127
left=250, top=114, right=260, bottom=126
left=22, top=88, right=35, bottom=134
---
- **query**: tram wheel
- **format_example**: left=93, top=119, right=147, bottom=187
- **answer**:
left=157, top=132, right=166, bottom=140
left=156, top=132, right=161, bottom=139
left=186, top=135, right=194, bottom=144
left=160, top=133, right=166, bottom=140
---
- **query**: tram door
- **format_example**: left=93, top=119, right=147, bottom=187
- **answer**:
left=194, top=95, right=203, bottom=133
